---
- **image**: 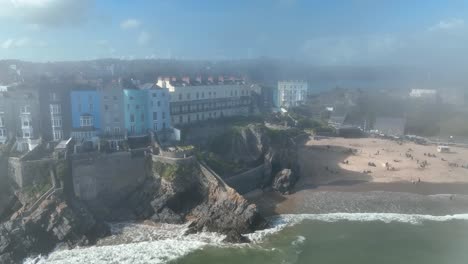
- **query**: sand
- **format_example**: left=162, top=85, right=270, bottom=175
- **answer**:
left=250, top=137, right=468, bottom=216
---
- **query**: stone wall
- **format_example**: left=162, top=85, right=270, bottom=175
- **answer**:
left=224, top=164, right=266, bottom=194
left=8, top=157, right=53, bottom=188
left=72, top=152, right=147, bottom=204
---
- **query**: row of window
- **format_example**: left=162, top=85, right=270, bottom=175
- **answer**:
left=176, top=90, right=248, bottom=101
left=171, top=100, right=250, bottom=114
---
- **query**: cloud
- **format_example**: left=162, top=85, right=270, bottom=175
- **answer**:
left=1, top=37, right=31, bottom=49
left=120, top=18, right=141, bottom=30
left=0, top=0, right=93, bottom=26
left=429, top=18, right=465, bottom=31
left=137, top=31, right=151, bottom=46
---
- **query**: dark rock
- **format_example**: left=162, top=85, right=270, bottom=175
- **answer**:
left=223, top=230, right=250, bottom=243
left=0, top=253, right=14, bottom=264
left=273, top=169, right=297, bottom=194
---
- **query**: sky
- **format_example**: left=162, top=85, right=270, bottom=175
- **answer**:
left=0, top=0, right=468, bottom=67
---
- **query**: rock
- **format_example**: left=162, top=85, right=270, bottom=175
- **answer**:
left=273, top=169, right=297, bottom=194
left=223, top=230, right=250, bottom=243
left=0, top=253, right=14, bottom=264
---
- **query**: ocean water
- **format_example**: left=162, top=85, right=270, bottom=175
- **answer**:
left=25, top=212, right=468, bottom=264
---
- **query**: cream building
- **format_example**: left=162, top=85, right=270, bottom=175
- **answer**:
left=157, top=77, right=254, bottom=126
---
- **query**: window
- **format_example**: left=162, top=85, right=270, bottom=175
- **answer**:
left=141, top=113, right=145, bottom=121
left=130, top=96, right=134, bottom=100
left=208, top=91, right=211, bottom=97
left=151, top=101, right=154, bottom=107
left=187, top=93, right=191, bottom=99
left=114, top=127, right=120, bottom=134
left=196, top=92, right=199, bottom=99
left=136, top=104, right=140, bottom=110
left=202, top=92, right=205, bottom=98
left=130, top=114, right=135, bottom=123
left=78, top=104, right=82, bottom=112
left=52, top=117, right=62, bottom=127
left=179, top=105, right=183, bottom=112
left=157, top=101, right=161, bottom=107
left=162, top=122, right=166, bottom=129
left=80, top=115, right=93, bottom=127
left=127, top=104, right=130, bottom=110
left=162, top=112, right=166, bottom=119
left=162, top=92, right=165, bottom=97
left=53, top=130, right=62, bottom=141
left=103, top=95, right=108, bottom=100
left=50, top=92, right=58, bottom=101
left=153, top=112, right=158, bottom=120
left=89, top=103, right=94, bottom=111
left=153, top=123, right=158, bottom=131
left=50, top=104, right=61, bottom=114
left=104, top=104, right=109, bottom=111
left=196, top=114, right=199, bottom=121
left=22, top=118, right=31, bottom=128
left=214, top=91, right=216, bottom=97
left=113, top=116, right=120, bottom=122
left=0, top=128, right=6, bottom=137
left=23, top=132, right=31, bottom=138
left=0, top=116, right=4, bottom=127
left=21, top=105, right=31, bottom=113
left=179, top=116, right=182, bottom=123
left=113, top=95, right=117, bottom=100
left=88, top=95, right=92, bottom=101
left=188, top=115, right=191, bottom=123
left=130, top=125, right=135, bottom=133
left=179, top=94, right=182, bottom=100
left=105, top=127, right=111, bottom=133
left=152, top=93, right=157, bottom=97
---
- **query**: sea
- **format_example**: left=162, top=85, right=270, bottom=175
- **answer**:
left=24, top=191, right=468, bottom=264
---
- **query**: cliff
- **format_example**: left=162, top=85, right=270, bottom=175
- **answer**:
left=0, top=191, right=109, bottom=263
left=115, top=155, right=266, bottom=242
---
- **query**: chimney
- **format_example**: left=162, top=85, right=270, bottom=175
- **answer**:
left=171, top=76, right=177, bottom=82
left=196, top=75, right=202, bottom=83
left=182, top=76, right=190, bottom=84
left=229, top=76, right=235, bottom=81
left=208, top=76, right=214, bottom=83
left=164, top=77, right=171, bottom=82
left=218, top=76, right=224, bottom=83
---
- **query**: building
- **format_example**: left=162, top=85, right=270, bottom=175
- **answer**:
left=0, top=90, right=13, bottom=144
left=276, top=81, right=308, bottom=108
left=157, top=76, right=254, bottom=126
left=123, top=88, right=148, bottom=136
left=409, top=89, right=438, bottom=101
left=373, top=117, right=406, bottom=136
left=141, top=83, right=171, bottom=132
left=99, top=82, right=125, bottom=148
left=70, top=89, right=101, bottom=141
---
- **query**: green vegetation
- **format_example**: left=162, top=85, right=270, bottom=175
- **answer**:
left=153, top=160, right=198, bottom=181
left=196, top=151, right=245, bottom=176
left=22, top=176, right=52, bottom=199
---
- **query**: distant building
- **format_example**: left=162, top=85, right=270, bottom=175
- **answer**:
left=70, top=89, right=101, bottom=141
left=409, top=89, right=438, bottom=100
left=123, top=89, right=148, bottom=136
left=275, top=81, right=308, bottom=108
left=157, top=76, right=254, bottom=126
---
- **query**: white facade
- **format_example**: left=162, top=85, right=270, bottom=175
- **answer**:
left=276, top=81, right=308, bottom=108
left=409, top=89, right=437, bottom=98
left=158, top=80, right=253, bottom=126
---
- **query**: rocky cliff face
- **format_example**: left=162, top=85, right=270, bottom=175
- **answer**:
left=116, top=156, right=266, bottom=242
left=0, top=192, right=109, bottom=263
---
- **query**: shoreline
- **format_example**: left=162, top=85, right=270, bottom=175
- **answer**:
left=249, top=181, right=468, bottom=217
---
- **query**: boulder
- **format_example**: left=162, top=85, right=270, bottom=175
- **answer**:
left=273, top=169, right=297, bottom=194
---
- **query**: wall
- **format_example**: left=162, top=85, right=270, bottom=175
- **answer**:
left=146, top=88, right=171, bottom=131
left=70, top=90, right=101, bottom=130
left=224, top=164, right=266, bottom=194
left=123, top=89, right=148, bottom=136
left=99, top=86, right=125, bottom=137
left=8, top=157, right=53, bottom=188
left=72, top=151, right=147, bottom=204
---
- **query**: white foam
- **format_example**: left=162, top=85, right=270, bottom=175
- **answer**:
left=247, top=213, right=468, bottom=242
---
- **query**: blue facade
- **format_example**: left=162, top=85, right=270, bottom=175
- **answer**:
left=70, top=90, right=101, bottom=139
left=146, top=87, right=171, bottom=132
left=123, top=89, right=148, bottom=136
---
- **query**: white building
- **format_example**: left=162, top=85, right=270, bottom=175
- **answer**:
left=409, top=89, right=437, bottom=99
left=276, top=81, right=308, bottom=108
left=157, top=77, right=254, bottom=126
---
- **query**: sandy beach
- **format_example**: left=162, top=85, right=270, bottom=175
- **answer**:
left=251, top=137, right=468, bottom=216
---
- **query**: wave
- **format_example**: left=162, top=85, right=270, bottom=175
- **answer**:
left=247, top=213, right=468, bottom=242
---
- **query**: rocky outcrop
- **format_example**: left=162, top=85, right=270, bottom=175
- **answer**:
left=0, top=192, right=109, bottom=263
left=272, top=169, right=297, bottom=194
left=118, top=156, right=266, bottom=242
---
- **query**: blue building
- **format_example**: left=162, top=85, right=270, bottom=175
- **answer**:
left=142, top=84, right=171, bottom=132
left=70, top=89, right=101, bottom=140
left=123, top=89, right=148, bottom=136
